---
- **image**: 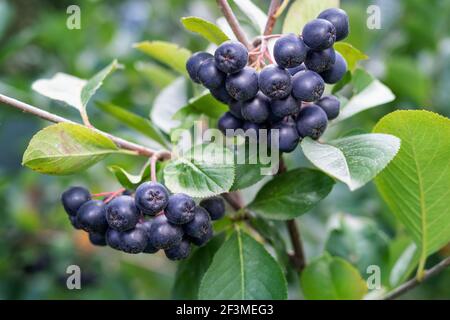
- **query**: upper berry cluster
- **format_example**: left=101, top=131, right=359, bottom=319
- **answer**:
left=186, top=8, right=349, bottom=153
left=61, top=184, right=225, bottom=261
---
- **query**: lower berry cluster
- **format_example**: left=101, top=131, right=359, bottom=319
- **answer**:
left=61, top=183, right=225, bottom=261
left=186, top=8, right=349, bottom=153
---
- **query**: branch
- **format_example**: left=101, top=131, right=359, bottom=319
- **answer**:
left=383, top=256, right=450, bottom=300
left=216, top=0, right=252, bottom=49
left=263, top=0, right=283, bottom=36
left=0, top=93, right=171, bottom=159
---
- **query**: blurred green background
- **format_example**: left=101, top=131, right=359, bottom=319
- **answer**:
left=0, top=0, right=449, bottom=299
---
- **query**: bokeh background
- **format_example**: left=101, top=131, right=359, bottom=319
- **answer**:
left=0, top=0, right=449, bottom=299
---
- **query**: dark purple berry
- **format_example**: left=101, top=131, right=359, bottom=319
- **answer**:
left=292, top=70, right=325, bottom=102
left=225, top=67, right=259, bottom=101
left=214, top=40, right=248, bottom=74
left=183, top=206, right=212, bottom=239
left=272, top=122, right=300, bottom=153
left=200, top=196, right=225, bottom=220
left=259, top=65, right=292, bottom=99
left=316, top=95, right=341, bottom=120
left=320, top=52, right=347, bottom=84
left=135, top=182, right=169, bottom=216
left=189, top=227, right=213, bottom=247
left=106, top=228, right=122, bottom=250
left=274, top=33, right=308, bottom=69
left=148, top=214, right=183, bottom=250
left=318, top=8, right=349, bottom=41
left=218, top=112, right=242, bottom=136
left=296, top=105, right=328, bottom=139
left=241, top=92, right=270, bottom=124
left=288, top=64, right=306, bottom=76
left=270, top=95, right=300, bottom=118
left=305, top=47, right=336, bottom=73
left=61, top=186, right=91, bottom=216
left=77, top=200, right=108, bottom=233
left=120, top=227, right=148, bottom=254
left=105, top=196, right=140, bottom=232
left=210, top=85, right=233, bottom=104
left=229, top=100, right=244, bottom=119
left=186, top=52, right=213, bottom=83
left=302, top=18, right=336, bottom=50
left=164, top=239, right=191, bottom=260
left=165, top=193, right=196, bottom=225
left=136, top=220, right=159, bottom=253
left=89, top=232, right=107, bottom=246
left=197, top=58, right=225, bottom=89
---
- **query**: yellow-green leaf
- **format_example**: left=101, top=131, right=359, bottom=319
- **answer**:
left=181, top=16, right=229, bottom=45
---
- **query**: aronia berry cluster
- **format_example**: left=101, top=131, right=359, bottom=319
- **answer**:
left=186, top=8, right=349, bottom=153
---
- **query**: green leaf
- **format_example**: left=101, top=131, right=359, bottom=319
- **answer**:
left=108, top=165, right=150, bottom=190
left=374, top=110, right=450, bottom=277
left=230, top=142, right=267, bottom=191
left=96, top=102, right=169, bottom=148
left=181, top=16, right=229, bottom=45
left=151, top=77, right=187, bottom=133
left=301, top=134, right=401, bottom=191
left=135, top=61, right=176, bottom=89
left=249, top=168, right=335, bottom=220
left=334, top=42, right=368, bottom=72
left=282, top=0, right=340, bottom=34
left=325, top=214, right=390, bottom=279
left=32, top=60, right=121, bottom=117
left=172, top=234, right=225, bottom=299
left=300, top=253, right=368, bottom=300
left=199, top=227, right=287, bottom=300
left=134, top=41, right=191, bottom=76
left=173, top=92, right=228, bottom=121
left=231, top=0, right=267, bottom=33
left=22, top=123, right=119, bottom=175
left=389, top=243, right=420, bottom=288
left=335, top=69, right=395, bottom=122
left=163, top=143, right=235, bottom=197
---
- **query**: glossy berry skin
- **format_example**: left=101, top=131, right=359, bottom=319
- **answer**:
left=271, top=95, right=300, bottom=118
left=214, top=40, right=248, bottom=74
left=77, top=200, right=108, bottom=233
left=189, top=227, right=213, bottom=247
left=318, top=8, right=349, bottom=41
left=316, top=95, right=341, bottom=120
left=210, top=85, right=233, bottom=104
left=120, top=227, right=147, bottom=254
left=273, top=33, right=308, bottom=69
left=218, top=112, right=242, bottom=136
left=89, top=232, right=107, bottom=246
left=288, top=64, right=306, bottom=76
left=69, top=216, right=83, bottom=230
left=302, top=19, right=336, bottom=50
left=148, top=214, right=183, bottom=250
left=165, top=193, right=196, bottom=225
left=296, top=105, right=328, bottom=140
left=241, top=92, right=270, bottom=124
left=320, top=52, right=347, bottom=84
left=225, top=67, right=258, bottom=101
left=61, top=186, right=91, bottom=216
left=135, top=182, right=169, bottom=216
left=200, top=196, right=225, bottom=220
left=183, top=206, right=212, bottom=239
left=105, top=196, right=140, bottom=232
left=197, top=58, right=225, bottom=89
left=186, top=52, right=213, bottom=83
left=272, top=122, right=300, bottom=153
left=292, top=71, right=325, bottom=102
left=259, top=65, right=292, bottom=99
left=106, top=228, right=122, bottom=250
left=305, top=47, right=336, bottom=73
left=164, top=239, right=191, bottom=261
left=228, top=100, right=244, bottom=119
left=136, top=221, right=159, bottom=253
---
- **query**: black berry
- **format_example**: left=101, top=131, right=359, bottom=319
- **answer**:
left=148, top=214, right=183, bottom=250
left=165, top=193, right=196, bottom=225
left=77, top=200, right=108, bottom=233
left=320, top=52, right=347, bottom=84
left=292, top=70, right=325, bottom=102
left=305, top=47, right=336, bottom=73
left=183, top=206, right=212, bottom=239
left=120, top=227, right=148, bottom=254
left=214, top=40, right=248, bottom=74
left=273, top=33, right=308, bottom=69
left=316, top=95, right=341, bottom=120
left=241, top=92, right=270, bottom=124
left=106, top=228, right=122, bottom=250
left=61, top=186, right=90, bottom=216
left=105, top=195, right=140, bottom=231
left=218, top=112, right=242, bottom=135
left=318, top=8, right=349, bottom=41
left=288, top=64, right=306, bottom=76
left=210, top=85, right=233, bottom=104
left=189, top=227, right=213, bottom=247
left=186, top=52, right=213, bottom=83
left=225, top=67, right=259, bottom=101
left=200, top=196, right=225, bottom=220
left=302, top=18, right=336, bottom=50
left=272, top=122, right=300, bottom=153
left=164, top=238, right=191, bottom=261
left=229, top=100, right=244, bottom=119
left=296, top=105, right=328, bottom=139
left=135, top=182, right=169, bottom=216
left=259, top=65, right=292, bottom=99
left=69, top=215, right=83, bottom=230
left=270, top=95, right=300, bottom=118
left=136, top=220, right=159, bottom=253
left=89, top=232, right=107, bottom=246
left=197, top=58, right=225, bottom=89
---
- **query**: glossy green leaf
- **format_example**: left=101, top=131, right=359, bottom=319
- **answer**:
left=301, top=134, right=400, bottom=191
left=282, top=0, right=340, bottom=34
left=134, top=41, right=191, bottom=76
left=249, top=168, right=335, bottom=220
left=163, top=143, right=235, bottom=197
left=334, top=42, right=368, bottom=71
left=335, top=69, right=395, bottom=122
left=300, top=253, right=368, bottom=300
left=108, top=165, right=150, bottom=190
left=199, top=228, right=287, bottom=300
left=181, top=16, right=229, bottom=45
left=172, top=234, right=225, bottom=299
left=22, top=123, right=119, bottom=175
left=135, top=61, right=176, bottom=89
left=96, top=101, right=169, bottom=148
left=374, top=110, right=450, bottom=277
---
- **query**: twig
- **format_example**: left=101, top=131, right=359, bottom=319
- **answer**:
left=383, top=256, right=450, bottom=300
left=222, top=192, right=244, bottom=211
left=216, top=0, right=252, bottom=50
left=150, top=154, right=158, bottom=182
left=263, top=0, right=283, bottom=36
left=0, top=93, right=171, bottom=159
